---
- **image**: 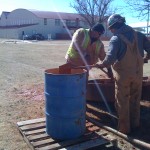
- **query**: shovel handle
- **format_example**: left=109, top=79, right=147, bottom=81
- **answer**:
left=99, top=68, right=109, bottom=76
left=72, top=65, right=112, bottom=77
left=72, top=65, right=96, bottom=69
left=72, top=65, right=109, bottom=77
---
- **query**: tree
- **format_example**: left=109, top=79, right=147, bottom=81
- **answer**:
left=70, top=0, right=116, bottom=27
left=124, top=0, right=150, bottom=34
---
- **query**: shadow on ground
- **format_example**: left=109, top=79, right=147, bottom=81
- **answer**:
left=86, top=100, right=150, bottom=144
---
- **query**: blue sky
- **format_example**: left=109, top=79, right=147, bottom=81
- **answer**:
left=0, top=0, right=144, bottom=25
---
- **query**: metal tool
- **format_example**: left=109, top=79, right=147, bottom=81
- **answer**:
left=72, top=65, right=109, bottom=77
left=59, top=63, right=111, bottom=78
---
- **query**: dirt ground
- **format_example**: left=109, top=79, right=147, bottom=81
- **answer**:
left=0, top=39, right=150, bottom=150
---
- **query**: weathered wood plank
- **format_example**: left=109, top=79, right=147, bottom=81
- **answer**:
left=85, top=121, right=94, bottom=127
left=35, top=131, right=107, bottom=150
left=17, top=118, right=116, bottom=150
left=17, top=118, right=45, bottom=126
left=34, top=135, right=92, bottom=150
left=23, top=133, right=35, bottom=150
left=32, top=138, right=56, bottom=147
left=24, top=128, right=46, bottom=136
left=20, top=122, right=46, bottom=131
left=27, top=133, right=49, bottom=141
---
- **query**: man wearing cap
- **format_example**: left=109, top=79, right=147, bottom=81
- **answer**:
left=96, top=14, right=150, bottom=134
left=65, top=23, right=113, bottom=77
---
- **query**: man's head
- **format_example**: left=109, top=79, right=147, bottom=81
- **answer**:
left=90, top=23, right=105, bottom=41
left=107, top=14, right=125, bottom=32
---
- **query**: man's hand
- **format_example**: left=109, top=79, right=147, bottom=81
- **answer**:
left=107, top=67, right=114, bottom=79
left=95, top=63, right=113, bottom=78
left=95, top=63, right=105, bottom=68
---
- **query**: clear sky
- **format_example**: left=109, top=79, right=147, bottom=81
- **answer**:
left=0, top=0, right=144, bottom=25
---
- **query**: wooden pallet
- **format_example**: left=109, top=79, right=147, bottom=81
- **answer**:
left=17, top=118, right=117, bottom=150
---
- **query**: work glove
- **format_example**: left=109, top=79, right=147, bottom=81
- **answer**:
left=95, top=63, right=105, bottom=68
left=107, top=67, right=114, bottom=79
left=95, top=64, right=113, bottom=79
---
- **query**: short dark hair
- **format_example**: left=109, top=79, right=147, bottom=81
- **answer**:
left=91, top=23, right=105, bottom=34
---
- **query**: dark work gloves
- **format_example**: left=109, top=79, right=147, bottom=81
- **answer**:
left=107, top=67, right=114, bottom=79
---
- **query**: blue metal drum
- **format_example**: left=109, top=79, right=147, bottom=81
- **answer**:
left=45, top=68, right=87, bottom=140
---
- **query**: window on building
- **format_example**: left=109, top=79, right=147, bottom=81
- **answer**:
left=44, top=18, right=47, bottom=25
left=66, top=20, right=71, bottom=26
left=55, top=19, right=60, bottom=26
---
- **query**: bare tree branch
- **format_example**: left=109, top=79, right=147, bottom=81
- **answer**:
left=124, top=0, right=150, bottom=34
left=124, top=0, right=150, bottom=20
left=70, top=0, right=116, bottom=27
